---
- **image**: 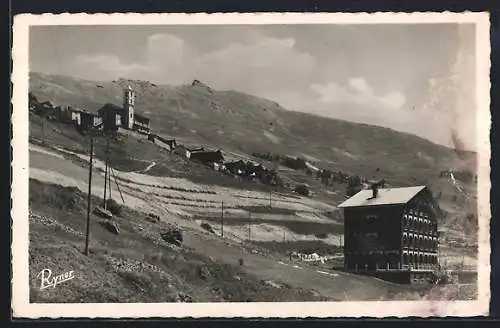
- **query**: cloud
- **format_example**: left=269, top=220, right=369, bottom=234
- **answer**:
left=75, top=33, right=188, bottom=82
left=416, top=25, right=476, bottom=150
left=348, top=77, right=371, bottom=94
left=145, top=33, right=186, bottom=67
left=192, top=33, right=316, bottom=92
left=310, top=77, right=407, bottom=110
left=73, top=31, right=316, bottom=95
left=76, top=54, right=150, bottom=77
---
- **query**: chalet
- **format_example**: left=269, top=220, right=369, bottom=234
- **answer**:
left=132, top=113, right=151, bottom=135
left=52, top=105, right=76, bottom=124
left=72, top=109, right=102, bottom=130
left=184, top=146, right=205, bottom=159
left=98, top=103, right=123, bottom=133
left=338, top=185, right=439, bottom=284
left=148, top=134, right=177, bottom=151
left=189, top=149, right=224, bottom=165
left=98, top=103, right=150, bottom=134
left=224, top=160, right=247, bottom=175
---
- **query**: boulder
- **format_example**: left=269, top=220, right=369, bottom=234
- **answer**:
left=94, top=206, right=113, bottom=219
left=100, top=220, right=120, bottom=235
left=200, top=222, right=215, bottom=234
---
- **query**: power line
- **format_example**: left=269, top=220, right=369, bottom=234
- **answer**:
left=110, top=166, right=125, bottom=204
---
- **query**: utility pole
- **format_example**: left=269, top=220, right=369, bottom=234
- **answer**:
left=221, top=200, right=224, bottom=238
left=108, top=164, right=112, bottom=200
left=103, top=137, right=109, bottom=209
left=283, top=230, right=286, bottom=243
left=248, top=212, right=251, bottom=242
left=42, top=116, right=46, bottom=145
left=84, top=137, right=94, bottom=256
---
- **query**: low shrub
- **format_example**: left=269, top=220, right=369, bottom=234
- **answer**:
left=201, top=222, right=215, bottom=234
left=106, top=199, right=122, bottom=216
left=294, top=184, right=310, bottom=197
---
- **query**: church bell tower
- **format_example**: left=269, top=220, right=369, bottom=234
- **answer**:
left=123, top=85, right=135, bottom=129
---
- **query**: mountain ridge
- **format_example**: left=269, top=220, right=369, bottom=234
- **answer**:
left=28, top=71, right=475, bottom=185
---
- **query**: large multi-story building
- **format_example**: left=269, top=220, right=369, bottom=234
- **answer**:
left=338, top=185, right=439, bottom=284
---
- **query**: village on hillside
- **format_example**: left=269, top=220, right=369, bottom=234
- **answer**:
left=28, top=81, right=478, bottom=292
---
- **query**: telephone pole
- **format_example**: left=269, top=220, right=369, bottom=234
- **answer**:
left=108, top=164, right=112, bottom=200
left=103, top=137, right=110, bottom=209
left=42, top=118, right=46, bottom=145
left=221, top=200, right=224, bottom=238
left=248, top=212, right=252, bottom=242
left=84, top=137, right=94, bottom=256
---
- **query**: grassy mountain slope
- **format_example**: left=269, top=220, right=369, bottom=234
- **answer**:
left=29, top=72, right=475, bottom=186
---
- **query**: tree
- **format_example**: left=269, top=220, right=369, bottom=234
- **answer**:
left=294, top=184, right=310, bottom=197
left=346, top=185, right=362, bottom=197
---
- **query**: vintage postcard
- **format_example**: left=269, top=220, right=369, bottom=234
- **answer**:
left=11, top=12, right=491, bottom=318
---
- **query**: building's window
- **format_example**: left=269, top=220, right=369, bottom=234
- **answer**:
left=403, top=234, right=408, bottom=245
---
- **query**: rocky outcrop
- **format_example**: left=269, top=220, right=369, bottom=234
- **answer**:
left=191, top=79, right=213, bottom=93
left=160, top=224, right=183, bottom=246
left=100, top=219, right=120, bottom=235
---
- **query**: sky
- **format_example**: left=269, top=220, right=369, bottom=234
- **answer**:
left=29, top=24, right=477, bottom=150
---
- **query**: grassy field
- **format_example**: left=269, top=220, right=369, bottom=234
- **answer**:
left=29, top=179, right=477, bottom=302
left=29, top=179, right=330, bottom=303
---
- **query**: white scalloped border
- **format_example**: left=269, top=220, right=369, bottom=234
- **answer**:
left=11, top=12, right=491, bottom=318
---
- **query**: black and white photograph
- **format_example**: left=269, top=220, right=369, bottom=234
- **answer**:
left=11, top=12, right=491, bottom=318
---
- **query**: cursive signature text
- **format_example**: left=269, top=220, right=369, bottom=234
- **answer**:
left=37, top=268, right=75, bottom=290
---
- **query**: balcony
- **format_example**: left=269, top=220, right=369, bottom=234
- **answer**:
left=401, top=264, right=437, bottom=271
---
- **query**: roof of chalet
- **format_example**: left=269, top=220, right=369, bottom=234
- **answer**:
left=71, top=108, right=99, bottom=116
left=134, top=113, right=150, bottom=121
left=99, top=103, right=124, bottom=113
left=190, top=149, right=222, bottom=155
left=338, top=186, right=427, bottom=208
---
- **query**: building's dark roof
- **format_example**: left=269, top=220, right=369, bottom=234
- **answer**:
left=134, top=113, right=150, bottom=122
left=338, top=186, right=427, bottom=208
left=99, top=103, right=124, bottom=114
left=186, top=146, right=205, bottom=152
